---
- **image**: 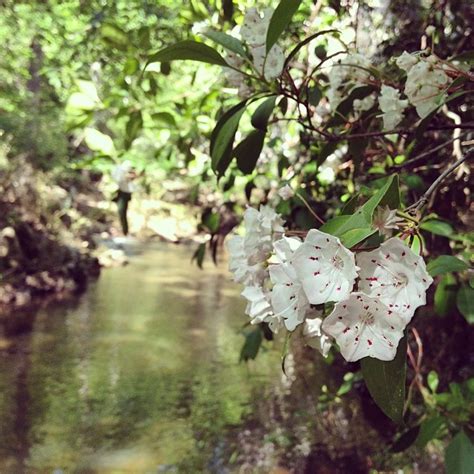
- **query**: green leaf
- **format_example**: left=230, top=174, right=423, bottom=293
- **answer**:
left=210, top=101, right=248, bottom=175
left=427, top=371, right=439, bottom=393
left=427, top=255, right=469, bottom=277
left=125, top=110, right=143, bottom=149
left=434, top=273, right=458, bottom=316
left=420, top=219, right=454, bottom=237
left=203, top=30, right=247, bottom=57
left=84, top=128, right=115, bottom=156
left=240, top=328, right=263, bottom=362
left=202, top=210, right=220, bottom=234
left=152, top=111, right=177, bottom=127
left=307, top=86, right=322, bottom=107
left=266, top=0, right=302, bottom=52
left=234, top=130, right=266, bottom=174
left=415, top=416, right=446, bottom=448
left=320, top=175, right=399, bottom=247
left=457, top=286, right=474, bottom=323
left=147, top=40, right=228, bottom=68
left=361, top=336, right=407, bottom=423
left=101, top=23, right=129, bottom=50
left=251, top=96, right=277, bottom=131
left=445, top=431, right=474, bottom=474
left=191, top=242, right=206, bottom=269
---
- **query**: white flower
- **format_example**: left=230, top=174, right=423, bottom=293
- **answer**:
left=240, top=7, right=273, bottom=46
left=396, top=51, right=419, bottom=72
left=278, top=184, right=294, bottom=200
left=263, top=44, right=285, bottom=80
left=372, top=205, right=404, bottom=237
left=378, top=85, right=408, bottom=130
left=292, top=229, right=359, bottom=305
left=227, top=206, right=284, bottom=284
left=354, top=93, right=376, bottom=114
left=241, top=285, right=284, bottom=333
left=322, top=292, right=406, bottom=362
left=356, top=237, right=433, bottom=324
left=191, top=20, right=210, bottom=36
left=269, top=237, right=310, bottom=331
left=303, top=317, right=332, bottom=357
left=327, top=53, right=372, bottom=110
left=224, top=52, right=246, bottom=87
left=403, top=57, right=450, bottom=118
left=227, top=235, right=266, bottom=285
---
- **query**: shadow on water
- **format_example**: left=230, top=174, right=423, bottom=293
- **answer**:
left=0, top=243, right=288, bottom=472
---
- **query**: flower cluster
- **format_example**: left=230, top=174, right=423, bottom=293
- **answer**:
left=327, top=54, right=372, bottom=110
left=240, top=8, right=285, bottom=81
left=396, top=51, right=451, bottom=118
left=228, top=207, right=433, bottom=362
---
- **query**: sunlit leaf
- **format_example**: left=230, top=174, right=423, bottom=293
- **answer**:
left=420, top=219, right=454, bottom=237
left=84, top=128, right=115, bottom=156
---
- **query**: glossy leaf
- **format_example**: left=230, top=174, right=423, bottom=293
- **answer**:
left=240, top=327, right=263, bottom=362
left=457, top=286, right=474, bottom=323
left=251, top=96, right=277, bottom=131
left=427, top=255, right=469, bottom=277
left=266, top=0, right=302, bottom=53
left=147, top=40, right=228, bottom=68
left=234, top=130, right=266, bottom=174
left=445, top=431, right=474, bottom=474
left=420, top=219, right=454, bottom=237
left=210, top=101, right=248, bottom=175
left=203, top=30, right=247, bottom=57
left=415, top=416, right=446, bottom=448
left=361, top=336, right=407, bottom=423
left=434, top=273, right=457, bottom=316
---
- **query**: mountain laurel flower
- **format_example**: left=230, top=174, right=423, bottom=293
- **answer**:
left=356, top=237, right=433, bottom=324
left=378, top=85, right=408, bottom=130
left=372, top=205, right=404, bottom=237
left=292, top=229, right=359, bottom=305
left=354, top=93, right=376, bottom=114
left=303, top=317, right=332, bottom=357
left=227, top=235, right=266, bottom=286
left=278, top=184, right=294, bottom=200
left=322, top=292, right=406, bottom=362
left=269, top=237, right=310, bottom=331
left=327, top=54, right=372, bottom=110
left=241, top=285, right=284, bottom=333
left=403, top=57, right=450, bottom=118
left=240, top=7, right=273, bottom=46
left=395, top=51, right=419, bottom=72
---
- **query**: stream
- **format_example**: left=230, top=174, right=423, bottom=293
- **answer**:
left=0, top=243, right=295, bottom=472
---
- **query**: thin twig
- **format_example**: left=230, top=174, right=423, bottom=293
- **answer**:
left=295, top=192, right=325, bottom=225
left=406, top=147, right=473, bottom=212
left=394, top=132, right=470, bottom=169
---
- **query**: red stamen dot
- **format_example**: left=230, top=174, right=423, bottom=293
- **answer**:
left=367, top=339, right=373, bottom=346
left=343, top=327, right=350, bottom=334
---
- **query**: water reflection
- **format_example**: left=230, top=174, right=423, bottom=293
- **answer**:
left=0, top=244, right=284, bottom=472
